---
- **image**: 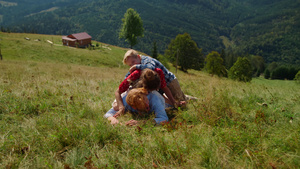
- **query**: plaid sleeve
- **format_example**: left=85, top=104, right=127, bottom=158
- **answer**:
left=119, top=70, right=142, bottom=93
left=136, top=56, right=156, bottom=70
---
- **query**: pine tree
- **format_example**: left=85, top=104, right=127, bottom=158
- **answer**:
left=152, top=41, right=158, bottom=59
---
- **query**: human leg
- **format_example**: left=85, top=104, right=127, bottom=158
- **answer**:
left=167, top=78, right=186, bottom=102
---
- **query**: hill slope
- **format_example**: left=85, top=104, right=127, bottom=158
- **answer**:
left=0, top=0, right=299, bottom=64
left=0, top=32, right=299, bottom=168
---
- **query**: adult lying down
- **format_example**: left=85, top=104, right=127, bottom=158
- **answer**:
left=104, top=88, right=169, bottom=126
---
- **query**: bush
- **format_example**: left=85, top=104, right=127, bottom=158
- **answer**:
left=228, top=57, right=252, bottom=82
left=204, top=51, right=226, bottom=77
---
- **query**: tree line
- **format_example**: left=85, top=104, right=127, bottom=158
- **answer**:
left=1, top=0, right=299, bottom=66
left=119, top=8, right=300, bottom=83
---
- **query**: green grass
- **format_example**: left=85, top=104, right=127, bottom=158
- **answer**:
left=0, top=32, right=299, bottom=168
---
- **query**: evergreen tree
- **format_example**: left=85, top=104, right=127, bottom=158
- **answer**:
left=152, top=41, right=158, bottom=59
left=119, top=8, right=144, bottom=49
left=220, top=49, right=226, bottom=66
left=224, top=49, right=238, bottom=70
left=228, top=57, right=252, bottom=82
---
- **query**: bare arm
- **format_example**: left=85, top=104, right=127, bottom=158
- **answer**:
left=113, top=70, right=141, bottom=117
left=113, top=88, right=125, bottom=118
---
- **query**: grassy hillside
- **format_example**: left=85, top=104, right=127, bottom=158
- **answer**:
left=0, top=32, right=299, bottom=168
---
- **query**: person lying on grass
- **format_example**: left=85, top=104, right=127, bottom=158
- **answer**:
left=113, top=68, right=178, bottom=118
left=104, top=88, right=169, bottom=126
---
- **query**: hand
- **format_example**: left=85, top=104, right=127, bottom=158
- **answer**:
left=110, top=118, right=119, bottom=125
left=179, top=101, right=186, bottom=106
left=129, top=65, right=137, bottom=73
left=125, top=119, right=139, bottom=126
left=175, top=101, right=186, bottom=108
left=108, top=117, right=119, bottom=125
left=113, top=106, right=125, bottom=118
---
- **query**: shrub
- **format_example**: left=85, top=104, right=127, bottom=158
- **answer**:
left=228, top=57, right=252, bottom=82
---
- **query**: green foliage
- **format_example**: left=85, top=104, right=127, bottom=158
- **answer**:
left=294, top=71, right=300, bottom=83
left=228, top=57, right=252, bottom=82
left=204, top=51, right=226, bottom=77
left=164, top=33, right=204, bottom=72
left=119, top=8, right=144, bottom=49
left=223, top=49, right=238, bottom=70
left=264, top=68, right=270, bottom=79
left=1, top=0, right=299, bottom=65
left=249, top=55, right=265, bottom=77
left=267, top=62, right=278, bottom=73
left=271, top=65, right=299, bottom=80
left=157, top=54, right=170, bottom=70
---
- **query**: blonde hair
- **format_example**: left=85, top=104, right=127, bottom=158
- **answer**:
left=123, top=49, right=139, bottom=64
left=126, top=88, right=148, bottom=111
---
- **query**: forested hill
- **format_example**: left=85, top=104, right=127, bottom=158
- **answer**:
left=1, top=0, right=299, bottom=65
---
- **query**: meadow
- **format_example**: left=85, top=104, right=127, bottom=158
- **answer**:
left=0, top=32, right=299, bottom=168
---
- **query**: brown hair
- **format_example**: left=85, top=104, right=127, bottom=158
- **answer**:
left=126, top=88, right=149, bottom=111
left=123, top=49, right=139, bottom=64
left=135, top=68, right=161, bottom=91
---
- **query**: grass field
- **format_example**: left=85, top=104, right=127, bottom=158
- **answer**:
left=0, top=32, right=299, bottom=168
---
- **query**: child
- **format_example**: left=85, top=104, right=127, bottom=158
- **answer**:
left=113, top=68, right=175, bottom=117
left=123, top=49, right=186, bottom=105
left=104, top=88, right=168, bottom=126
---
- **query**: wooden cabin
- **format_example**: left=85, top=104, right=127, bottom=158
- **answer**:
left=62, top=32, right=92, bottom=48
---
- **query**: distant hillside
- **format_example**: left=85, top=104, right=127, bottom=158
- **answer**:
left=0, top=32, right=128, bottom=68
left=1, top=0, right=299, bottom=65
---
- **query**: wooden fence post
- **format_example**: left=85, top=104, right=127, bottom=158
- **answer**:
left=176, top=49, right=179, bottom=74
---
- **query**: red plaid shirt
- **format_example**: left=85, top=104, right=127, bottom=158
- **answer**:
left=119, top=68, right=166, bottom=93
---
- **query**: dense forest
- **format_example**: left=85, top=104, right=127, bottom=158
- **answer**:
left=0, top=0, right=299, bottom=65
